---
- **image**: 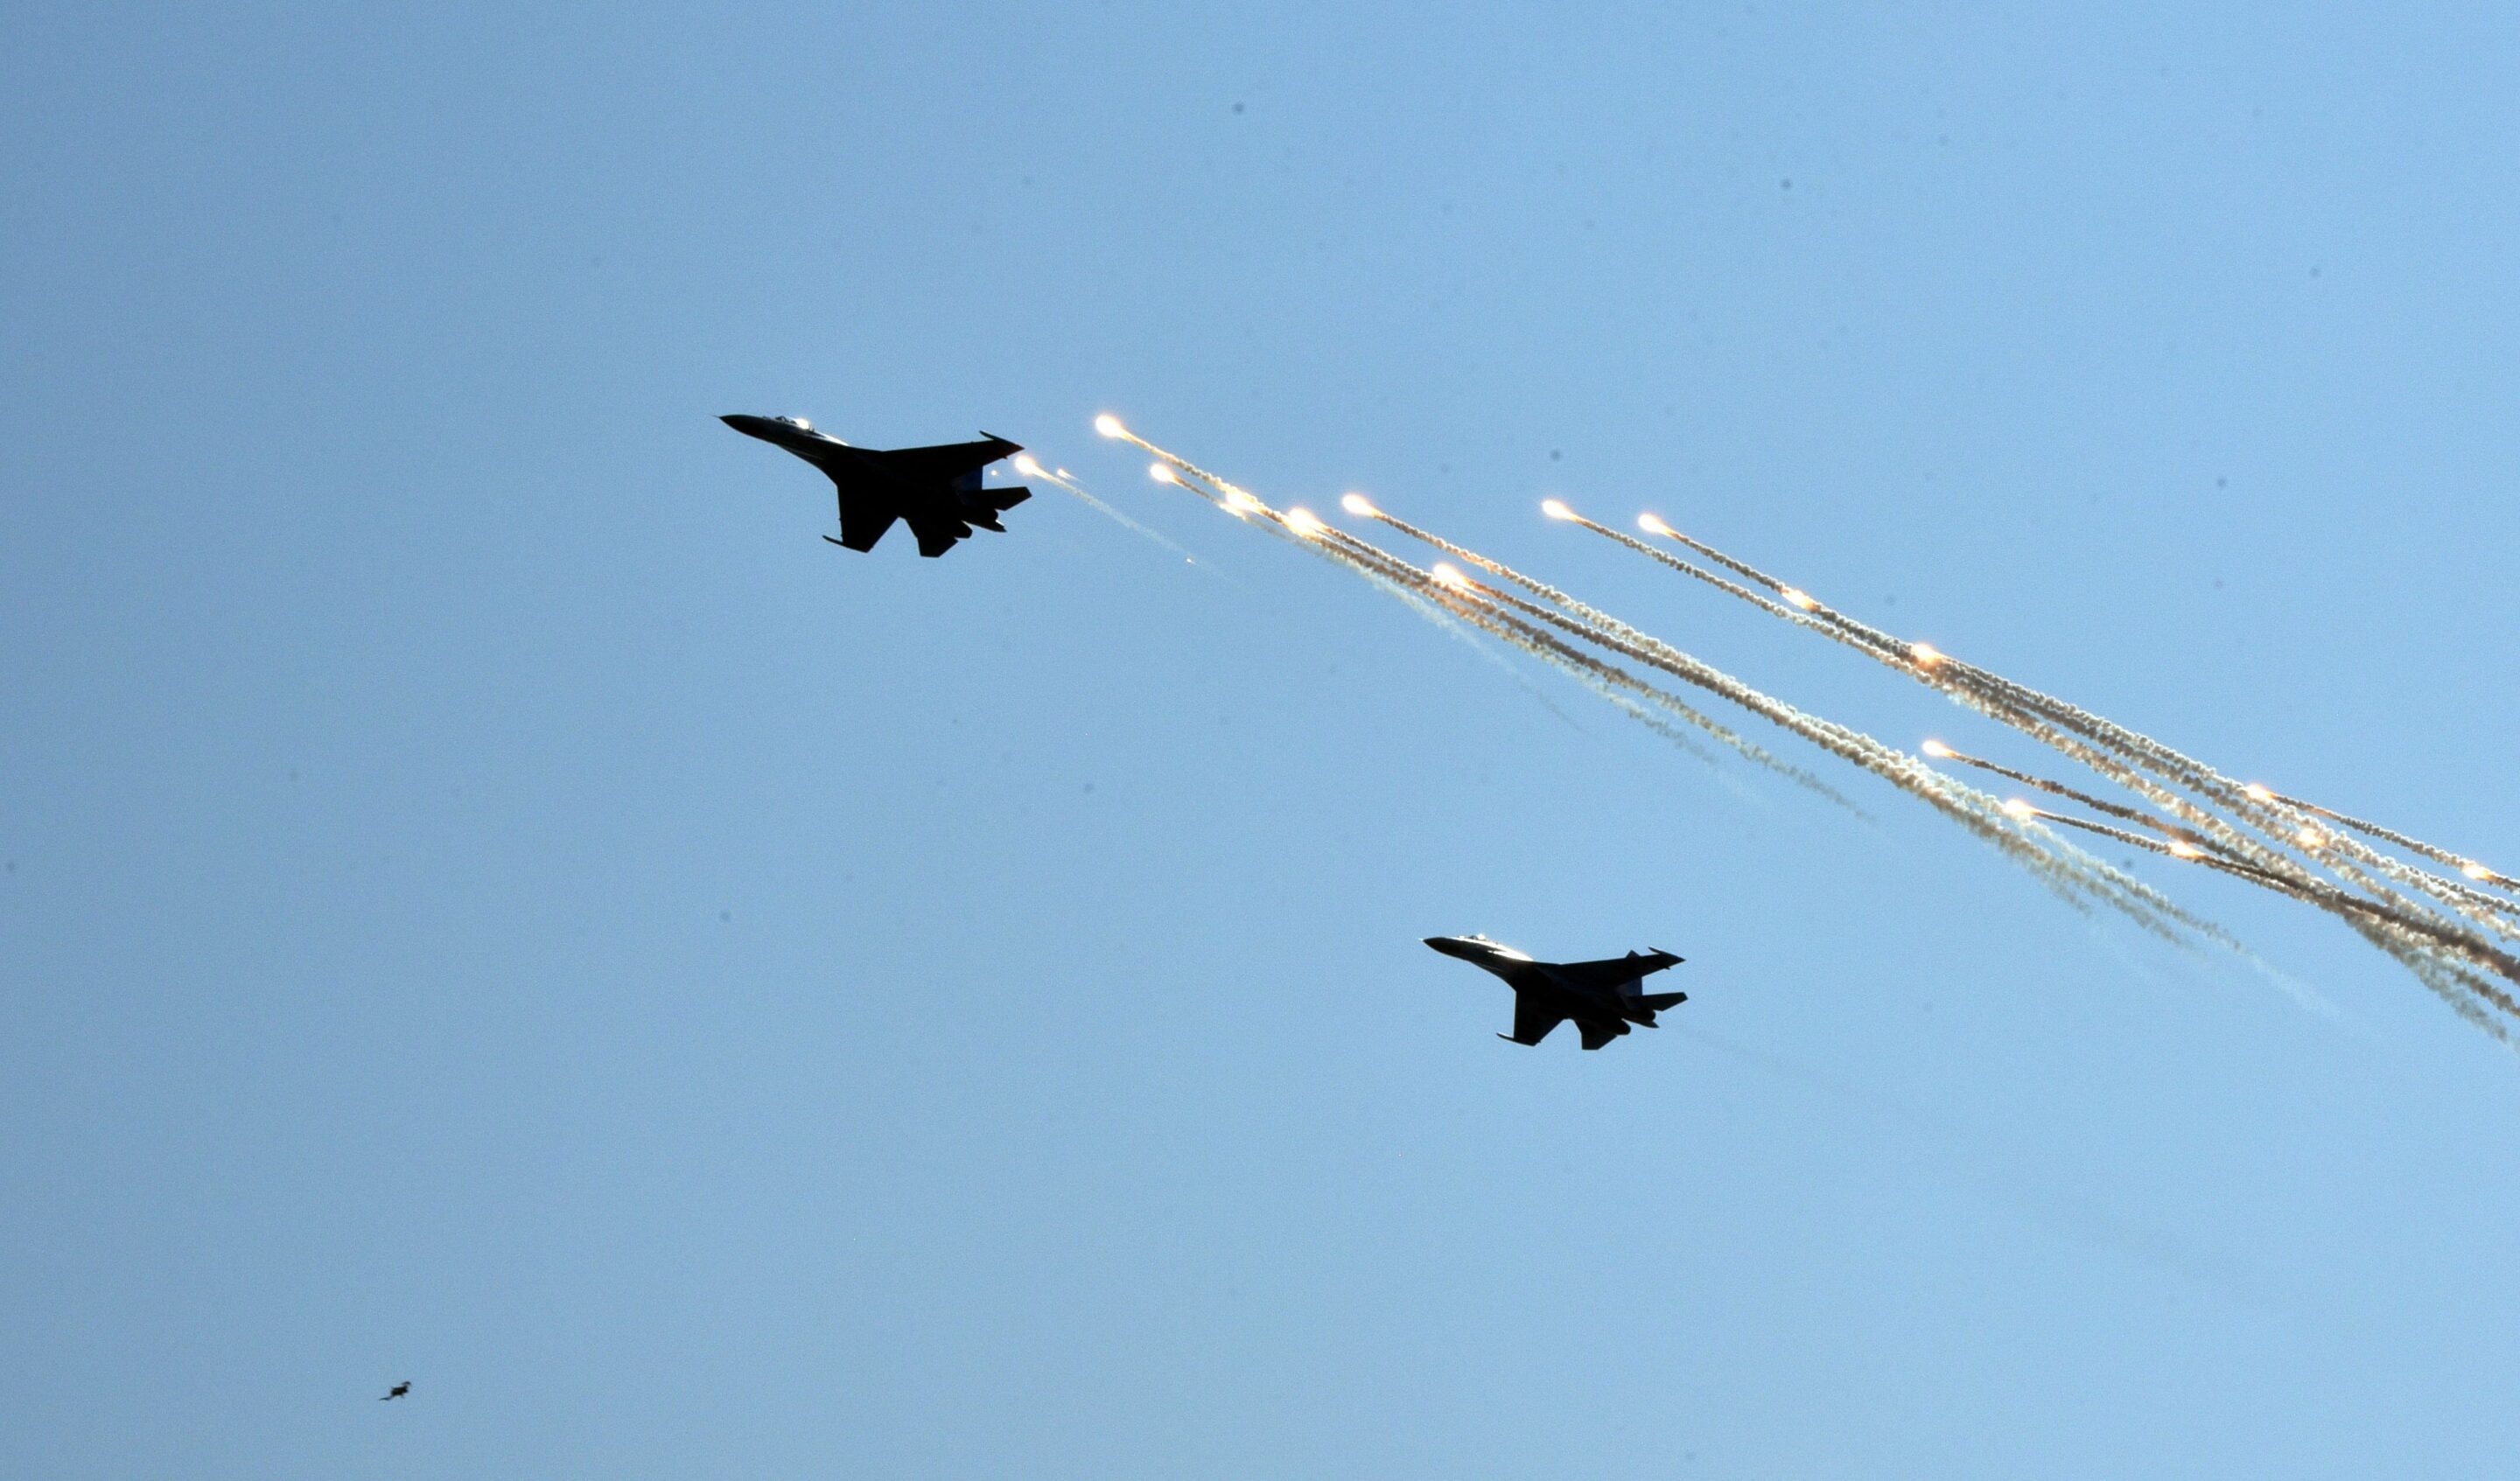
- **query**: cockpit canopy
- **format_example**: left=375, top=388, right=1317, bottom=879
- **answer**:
left=772, top=415, right=813, bottom=431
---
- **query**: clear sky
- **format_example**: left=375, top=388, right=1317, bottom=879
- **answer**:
left=7, top=3, right=2519, bottom=1476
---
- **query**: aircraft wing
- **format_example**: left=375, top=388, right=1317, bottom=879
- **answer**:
left=878, top=437, right=1020, bottom=493
left=1552, top=953, right=1679, bottom=990
left=1576, top=1020, right=1624, bottom=1051
left=1502, top=994, right=1566, bottom=1046
left=833, top=493, right=901, bottom=552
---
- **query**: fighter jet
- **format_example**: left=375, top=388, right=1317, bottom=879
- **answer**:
left=1424, top=934, right=1686, bottom=1050
left=381, top=1381, right=410, bottom=1401
left=721, top=415, right=1032, bottom=557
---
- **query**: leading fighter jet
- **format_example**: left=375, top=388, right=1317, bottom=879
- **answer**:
left=1424, top=935, right=1686, bottom=1050
left=721, top=415, right=1032, bottom=557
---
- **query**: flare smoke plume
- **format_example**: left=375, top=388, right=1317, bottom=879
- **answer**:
left=1088, top=415, right=2516, bottom=1041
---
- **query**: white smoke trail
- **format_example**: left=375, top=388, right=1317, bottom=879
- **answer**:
left=2264, top=788, right=2520, bottom=900
left=1420, top=495, right=2501, bottom=995
left=1942, top=656, right=2520, bottom=945
left=1600, top=508, right=2513, bottom=919
left=1586, top=507, right=2520, bottom=1023
left=1312, top=527, right=1858, bottom=806
left=1013, top=454, right=1199, bottom=561
left=1094, top=416, right=2513, bottom=1030
left=2020, top=786, right=2519, bottom=1035
left=1428, top=562, right=2227, bottom=950
left=1295, top=489, right=2216, bottom=945
left=1924, top=744, right=2226, bottom=855
left=1100, top=427, right=1874, bottom=809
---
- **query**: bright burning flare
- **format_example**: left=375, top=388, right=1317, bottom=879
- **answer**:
left=2296, top=827, right=2325, bottom=849
left=2001, top=798, right=2039, bottom=821
left=2244, top=783, right=2275, bottom=804
left=2167, top=839, right=2204, bottom=859
left=1921, top=739, right=1955, bottom=759
left=1541, top=499, right=1574, bottom=521
left=2464, top=862, right=2494, bottom=882
left=1223, top=489, right=1263, bottom=514
left=1908, top=641, right=1947, bottom=669
left=1284, top=507, right=1326, bottom=539
left=1012, top=453, right=1042, bottom=477
left=1637, top=513, right=1674, bottom=536
left=1780, top=587, right=1818, bottom=611
left=1148, top=462, right=1178, bottom=485
left=1430, top=562, right=1470, bottom=589
left=1341, top=493, right=1378, bottom=518
left=1094, top=414, right=1126, bottom=438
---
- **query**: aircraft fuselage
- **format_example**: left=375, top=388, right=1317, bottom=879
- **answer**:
left=1424, top=934, right=1688, bottom=1049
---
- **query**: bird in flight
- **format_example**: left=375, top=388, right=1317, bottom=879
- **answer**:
left=381, top=1381, right=411, bottom=1401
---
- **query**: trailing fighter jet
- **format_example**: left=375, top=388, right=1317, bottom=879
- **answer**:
left=1424, top=934, right=1686, bottom=1050
left=721, top=415, right=1032, bottom=557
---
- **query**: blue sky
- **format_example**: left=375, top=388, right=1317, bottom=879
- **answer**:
left=7, top=3, right=2520, bottom=1476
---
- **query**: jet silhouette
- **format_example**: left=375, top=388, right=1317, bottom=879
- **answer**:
left=381, top=1381, right=410, bottom=1401
left=721, top=415, right=1031, bottom=557
left=1425, top=935, right=1686, bottom=1050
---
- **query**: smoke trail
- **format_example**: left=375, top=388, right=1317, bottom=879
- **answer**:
left=1938, top=656, right=2520, bottom=946
left=1572, top=509, right=1899, bottom=657
left=1109, top=444, right=1748, bottom=769
left=1515, top=501, right=2520, bottom=1020
left=1096, top=415, right=2512, bottom=1031
left=2265, top=789, right=2519, bottom=898
left=2019, top=806, right=2520, bottom=1009
left=1923, top=743, right=2227, bottom=856
left=2012, top=804, right=2520, bottom=1020
left=1321, top=494, right=2214, bottom=945
left=1312, top=527, right=1860, bottom=807
left=1144, top=453, right=1828, bottom=787
left=1013, top=454, right=1198, bottom=560
left=1586, top=507, right=2520, bottom=1020
left=1435, top=565, right=2230, bottom=949
left=1488, top=500, right=2517, bottom=1003
left=1106, top=431, right=1887, bottom=813
left=1596, top=512, right=2520, bottom=925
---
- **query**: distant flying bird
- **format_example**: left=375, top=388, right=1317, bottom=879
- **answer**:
left=1424, top=935, right=1687, bottom=1050
left=720, top=414, right=1032, bottom=557
left=381, top=1381, right=410, bottom=1401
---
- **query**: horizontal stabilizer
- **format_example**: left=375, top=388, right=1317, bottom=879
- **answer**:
left=954, top=485, right=1031, bottom=534
left=1633, top=990, right=1688, bottom=1012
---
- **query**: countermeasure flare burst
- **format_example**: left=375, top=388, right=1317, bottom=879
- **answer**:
left=1012, top=451, right=1194, bottom=557
left=1084, top=413, right=2518, bottom=1037
left=1132, top=430, right=2216, bottom=947
left=1581, top=500, right=2520, bottom=1029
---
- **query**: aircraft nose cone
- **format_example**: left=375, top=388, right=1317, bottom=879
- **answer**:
left=1424, top=936, right=1482, bottom=961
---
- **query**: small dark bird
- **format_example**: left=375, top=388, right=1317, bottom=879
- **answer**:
left=381, top=1381, right=410, bottom=1401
